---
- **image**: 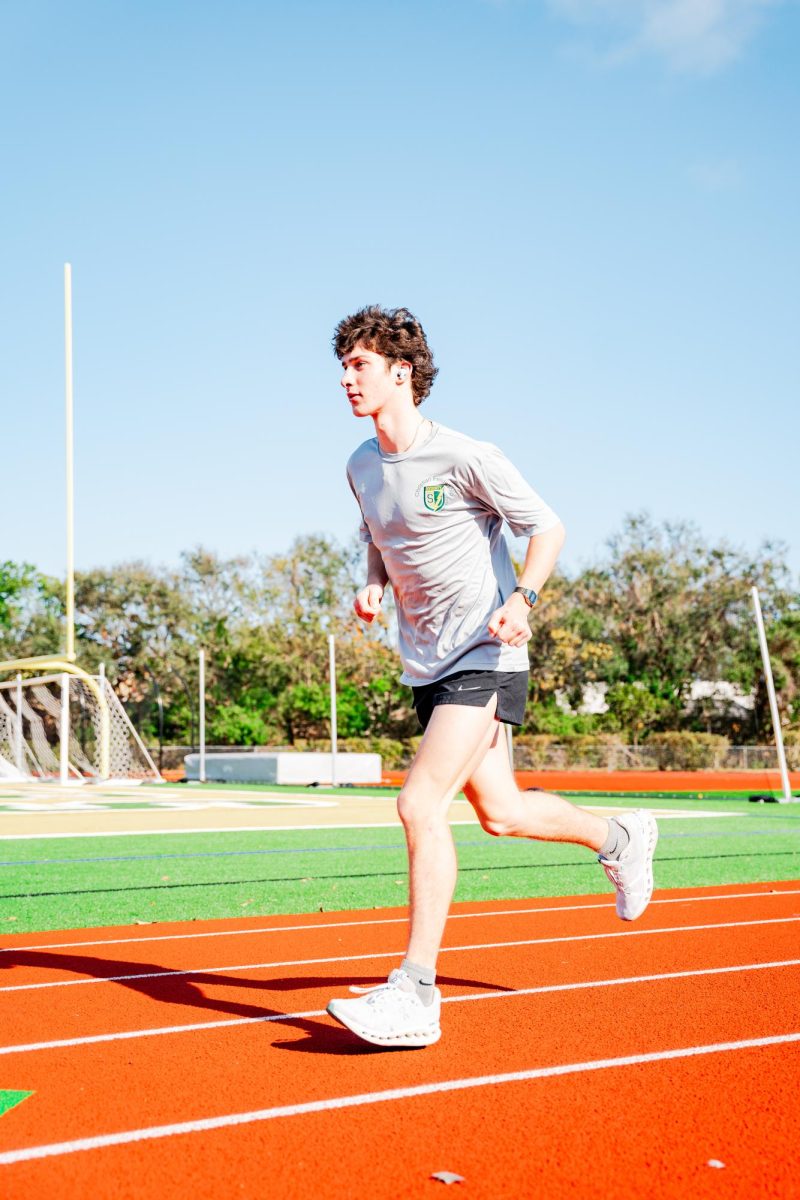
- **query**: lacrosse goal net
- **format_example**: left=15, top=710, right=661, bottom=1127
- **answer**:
left=0, top=671, right=161, bottom=784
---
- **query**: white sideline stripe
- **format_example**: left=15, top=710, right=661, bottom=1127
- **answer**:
left=4, top=887, right=799, bottom=955
left=1, top=958, right=797, bottom=1058
left=0, top=820, right=421, bottom=839
left=3, top=916, right=798, bottom=993
left=0, top=822, right=410, bottom=840
left=2, top=1031, right=799, bottom=1166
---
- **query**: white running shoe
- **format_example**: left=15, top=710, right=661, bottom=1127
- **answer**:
left=327, top=969, right=442, bottom=1048
left=598, top=809, right=658, bottom=921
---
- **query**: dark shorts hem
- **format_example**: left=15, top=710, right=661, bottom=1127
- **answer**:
left=412, top=669, right=529, bottom=732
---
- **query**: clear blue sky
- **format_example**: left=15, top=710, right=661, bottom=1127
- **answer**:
left=2, top=0, right=798, bottom=582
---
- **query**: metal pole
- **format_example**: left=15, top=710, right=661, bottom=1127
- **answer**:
left=14, top=674, right=23, bottom=773
left=97, top=662, right=106, bottom=775
left=142, top=667, right=165, bottom=774
left=506, top=723, right=514, bottom=771
left=64, top=264, right=75, bottom=662
left=751, top=586, right=793, bottom=802
left=198, top=650, right=206, bottom=783
left=59, top=672, right=70, bottom=785
left=328, top=634, right=338, bottom=787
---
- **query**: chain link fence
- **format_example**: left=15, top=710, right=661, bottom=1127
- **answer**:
left=509, top=741, right=798, bottom=772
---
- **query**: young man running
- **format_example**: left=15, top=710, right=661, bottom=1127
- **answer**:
left=326, top=306, right=657, bottom=1048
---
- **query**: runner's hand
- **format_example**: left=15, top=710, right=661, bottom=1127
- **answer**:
left=354, top=584, right=384, bottom=623
left=488, top=595, right=532, bottom=647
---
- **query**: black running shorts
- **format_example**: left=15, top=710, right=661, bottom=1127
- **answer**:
left=412, top=669, right=529, bottom=732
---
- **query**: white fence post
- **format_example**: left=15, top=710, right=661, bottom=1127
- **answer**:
left=199, top=649, right=206, bottom=784
left=751, top=586, right=793, bottom=802
left=14, top=674, right=23, bottom=773
left=59, top=673, right=70, bottom=785
left=329, top=634, right=338, bottom=787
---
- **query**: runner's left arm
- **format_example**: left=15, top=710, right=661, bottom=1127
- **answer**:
left=466, top=443, right=565, bottom=648
left=488, top=523, right=565, bottom=647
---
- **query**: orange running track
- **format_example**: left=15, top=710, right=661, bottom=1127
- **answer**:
left=383, top=768, right=800, bottom=793
left=1, top=882, right=799, bottom=1198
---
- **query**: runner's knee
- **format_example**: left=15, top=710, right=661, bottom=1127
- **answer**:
left=396, top=786, right=447, bottom=831
left=478, top=811, right=521, bottom=838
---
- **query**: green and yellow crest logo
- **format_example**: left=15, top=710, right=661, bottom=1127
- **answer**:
left=423, top=483, right=446, bottom=512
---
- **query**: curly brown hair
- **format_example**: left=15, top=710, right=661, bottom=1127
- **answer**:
left=332, top=305, right=438, bottom=406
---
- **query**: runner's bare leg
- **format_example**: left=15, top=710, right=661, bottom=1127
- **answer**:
left=464, top=723, right=608, bottom=846
left=397, top=699, right=500, bottom=968
left=398, top=706, right=611, bottom=970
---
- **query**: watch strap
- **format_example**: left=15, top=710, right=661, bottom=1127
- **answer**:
left=513, top=586, right=538, bottom=608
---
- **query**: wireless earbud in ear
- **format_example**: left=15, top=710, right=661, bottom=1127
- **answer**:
left=396, top=368, right=408, bottom=381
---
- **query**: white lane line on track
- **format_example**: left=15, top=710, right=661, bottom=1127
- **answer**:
left=1, top=958, right=798, bottom=1057
left=2, top=916, right=798, bottom=993
left=2, top=1031, right=799, bottom=1166
left=3, top=887, right=798, bottom=955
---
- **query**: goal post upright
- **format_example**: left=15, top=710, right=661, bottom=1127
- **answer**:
left=64, top=262, right=76, bottom=663
left=0, top=265, right=135, bottom=784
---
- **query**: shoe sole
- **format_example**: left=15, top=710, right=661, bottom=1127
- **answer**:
left=617, top=810, right=658, bottom=921
left=326, top=1001, right=441, bottom=1048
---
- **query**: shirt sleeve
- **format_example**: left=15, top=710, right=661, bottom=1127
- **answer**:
left=467, top=443, right=562, bottom=538
left=346, top=469, right=373, bottom=544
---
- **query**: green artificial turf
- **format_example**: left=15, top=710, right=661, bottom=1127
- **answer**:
left=1, top=795, right=798, bottom=934
left=0, top=1091, right=34, bottom=1118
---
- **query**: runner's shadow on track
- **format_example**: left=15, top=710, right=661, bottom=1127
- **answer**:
left=1, top=948, right=294, bottom=1020
left=0, top=950, right=509, bottom=1038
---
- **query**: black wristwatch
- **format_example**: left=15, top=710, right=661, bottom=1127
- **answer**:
left=513, top=586, right=538, bottom=608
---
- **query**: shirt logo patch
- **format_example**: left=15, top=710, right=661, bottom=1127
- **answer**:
left=423, top=483, right=446, bottom=512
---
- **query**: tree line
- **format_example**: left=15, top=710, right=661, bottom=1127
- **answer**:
left=1, top=514, right=798, bottom=751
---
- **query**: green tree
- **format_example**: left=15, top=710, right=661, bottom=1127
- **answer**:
left=568, top=514, right=796, bottom=737
left=0, top=562, right=33, bottom=633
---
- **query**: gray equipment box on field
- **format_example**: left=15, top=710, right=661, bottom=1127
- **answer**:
left=184, top=751, right=382, bottom=786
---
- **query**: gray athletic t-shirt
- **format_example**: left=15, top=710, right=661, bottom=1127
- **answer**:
left=346, top=421, right=561, bottom=685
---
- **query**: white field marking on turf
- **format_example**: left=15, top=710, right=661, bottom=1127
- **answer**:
left=0, top=821, right=413, bottom=839
left=0, top=800, right=340, bottom=814
left=1, top=958, right=798, bottom=1058
left=2, top=1031, right=799, bottom=1166
left=3, top=916, right=798, bottom=994
left=0, top=825, right=398, bottom=840
left=0, top=805, right=742, bottom=824
left=3, top=888, right=799, bottom=955
left=0, top=787, right=354, bottom=803
left=11, top=788, right=699, bottom=809
left=0, top=805, right=742, bottom=838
